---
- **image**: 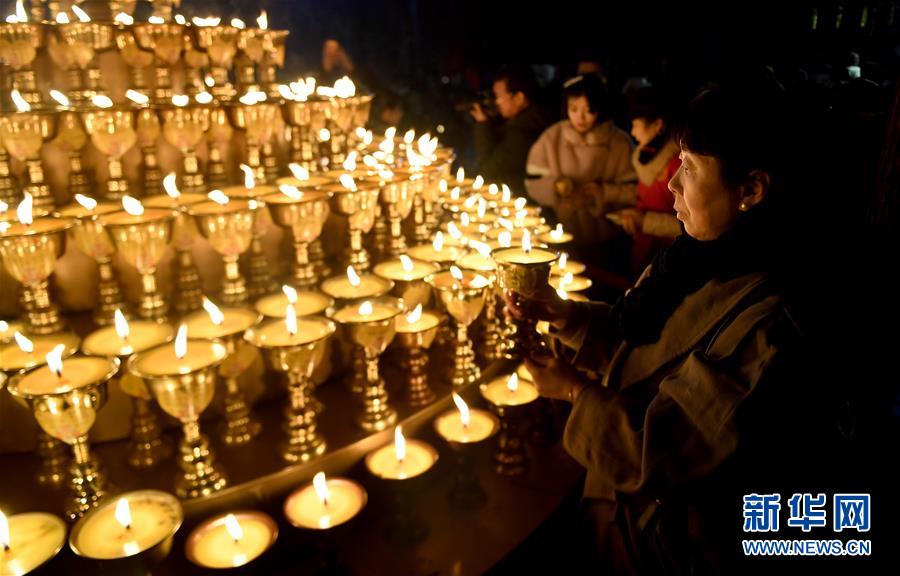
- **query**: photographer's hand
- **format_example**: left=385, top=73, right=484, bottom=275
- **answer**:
left=470, top=103, right=489, bottom=123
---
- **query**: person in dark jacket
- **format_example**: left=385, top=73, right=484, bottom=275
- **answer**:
left=470, top=66, right=549, bottom=192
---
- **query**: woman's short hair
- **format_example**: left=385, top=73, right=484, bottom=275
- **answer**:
left=562, top=74, right=610, bottom=120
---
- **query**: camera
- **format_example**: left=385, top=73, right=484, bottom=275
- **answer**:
left=454, top=89, right=499, bottom=118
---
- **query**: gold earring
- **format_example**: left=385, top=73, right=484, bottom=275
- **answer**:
left=739, top=202, right=749, bottom=212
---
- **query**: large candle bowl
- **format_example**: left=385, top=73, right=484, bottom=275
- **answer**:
left=132, top=22, right=186, bottom=102
left=263, top=188, right=331, bottom=289
left=228, top=101, right=279, bottom=183
left=56, top=202, right=127, bottom=325
left=333, top=297, right=404, bottom=432
left=48, top=21, right=115, bottom=104
left=161, top=103, right=210, bottom=194
left=428, top=270, right=492, bottom=388
left=0, top=218, right=73, bottom=334
left=190, top=200, right=255, bottom=306
left=0, top=21, right=44, bottom=105
left=0, top=110, right=57, bottom=214
left=245, top=316, right=335, bottom=463
left=101, top=208, right=175, bottom=322
left=143, top=193, right=207, bottom=315
left=323, top=182, right=380, bottom=273
left=194, top=25, right=240, bottom=100
left=7, top=356, right=120, bottom=520
left=492, top=247, right=559, bottom=358
left=82, top=106, right=138, bottom=200
left=128, top=339, right=229, bottom=499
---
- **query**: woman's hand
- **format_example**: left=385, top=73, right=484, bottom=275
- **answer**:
left=524, top=352, right=586, bottom=402
left=613, top=208, right=645, bottom=236
left=502, top=288, right=574, bottom=331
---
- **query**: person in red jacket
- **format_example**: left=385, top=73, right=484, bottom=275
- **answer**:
left=609, top=86, right=682, bottom=276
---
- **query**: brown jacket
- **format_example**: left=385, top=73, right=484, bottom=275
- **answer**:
left=556, top=269, right=803, bottom=500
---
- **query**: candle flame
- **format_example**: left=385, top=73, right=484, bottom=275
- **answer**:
left=460, top=212, right=470, bottom=227
left=450, top=265, right=463, bottom=281
left=257, top=10, right=268, bottom=29
left=0, top=320, right=7, bottom=333
left=498, top=231, right=512, bottom=248
left=14, top=331, right=33, bottom=353
left=147, top=15, right=165, bottom=24
left=10, top=89, right=30, bottom=113
left=342, top=151, right=357, bottom=171
left=384, top=127, right=397, bottom=140
left=432, top=231, right=444, bottom=252
left=122, top=195, right=145, bottom=216
left=174, top=14, right=186, bottom=25
left=355, top=127, right=367, bottom=139
left=49, top=89, right=70, bottom=107
left=225, top=514, right=243, bottom=542
left=550, top=224, right=564, bottom=240
left=506, top=373, right=520, bottom=393
left=114, top=12, right=134, bottom=25
left=240, top=164, right=255, bottom=189
left=207, top=190, right=230, bottom=205
left=477, top=198, right=487, bottom=219
left=399, top=255, right=414, bottom=272
left=285, top=303, right=298, bottom=335
left=114, top=309, right=130, bottom=340
left=447, top=222, right=462, bottom=240
left=162, top=173, right=180, bottom=199
left=71, top=4, right=90, bottom=22
left=55, top=12, right=69, bottom=23
left=472, top=175, right=484, bottom=190
left=231, top=18, right=246, bottom=29
left=171, top=94, right=189, bottom=107
left=452, top=392, right=470, bottom=427
left=362, top=155, right=378, bottom=168
left=406, top=303, right=423, bottom=323
left=92, top=94, right=114, bottom=109
left=0, top=201, right=6, bottom=213
left=463, top=194, right=478, bottom=210
left=202, top=297, right=225, bottom=326
left=561, top=272, right=574, bottom=287
left=205, top=74, right=215, bottom=88
left=192, top=16, right=221, bottom=27
left=125, top=89, right=149, bottom=105
left=363, top=131, right=373, bottom=146
left=488, top=183, right=498, bottom=196
left=556, top=288, right=569, bottom=301
left=449, top=187, right=460, bottom=202
left=403, top=129, right=415, bottom=145
left=334, top=76, right=356, bottom=98
left=16, top=193, right=33, bottom=225
left=559, top=252, right=568, bottom=269
left=346, top=266, right=361, bottom=287
left=358, top=301, right=373, bottom=316
left=318, top=128, right=331, bottom=142
left=288, top=163, right=309, bottom=181
left=195, top=92, right=213, bottom=105
left=115, top=498, right=132, bottom=529
left=473, top=241, right=492, bottom=258
left=502, top=184, right=512, bottom=203
left=313, top=472, right=330, bottom=505
left=46, top=344, right=64, bottom=378
left=522, top=230, right=533, bottom=253
left=497, top=218, right=513, bottom=232
left=394, top=426, right=406, bottom=462
left=279, top=184, right=302, bottom=200
left=456, top=167, right=464, bottom=183
left=175, top=324, right=187, bottom=359
left=339, top=174, right=357, bottom=192
left=282, top=285, right=298, bottom=304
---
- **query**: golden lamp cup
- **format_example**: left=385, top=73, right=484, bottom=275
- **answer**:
left=82, top=104, right=138, bottom=200
left=47, top=21, right=115, bottom=104
left=0, top=19, right=45, bottom=106
left=333, top=297, right=404, bottom=432
left=427, top=268, right=492, bottom=388
left=56, top=201, right=128, bottom=326
left=161, top=98, right=211, bottom=195
left=0, top=108, right=58, bottom=214
left=131, top=22, right=186, bottom=103
left=190, top=197, right=255, bottom=306
left=228, top=98, right=280, bottom=183
left=263, top=186, right=332, bottom=290
left=101, top=205, right=176, bottom=322
left=393, top=306, right=444, bottom=408
left=193, top=24, right=240, bottom=100
left=128, top=335, right=229, bottom=499
left=245, top=314, right=336, bottom=463
left=0, top=215, right=73, bottom=334
left=323, top=178, right=380, bottom=273
left=7, top=355, right=120, bottom=520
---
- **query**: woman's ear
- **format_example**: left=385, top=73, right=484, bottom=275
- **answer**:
left=740, top=169, right=771, bottom=209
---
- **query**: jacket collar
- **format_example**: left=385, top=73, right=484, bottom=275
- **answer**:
left=606, top=270, right=771, bottom=390
left=561, top=119, right=615, bottom=147
left=632, top=139, right=679, bottom=185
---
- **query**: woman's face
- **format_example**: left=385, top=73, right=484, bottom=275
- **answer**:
left=668, top=149, right=743, bottom=241
left=630, top=117, right=664, bottom=147
left=567, top=96, right=598, bottom=134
